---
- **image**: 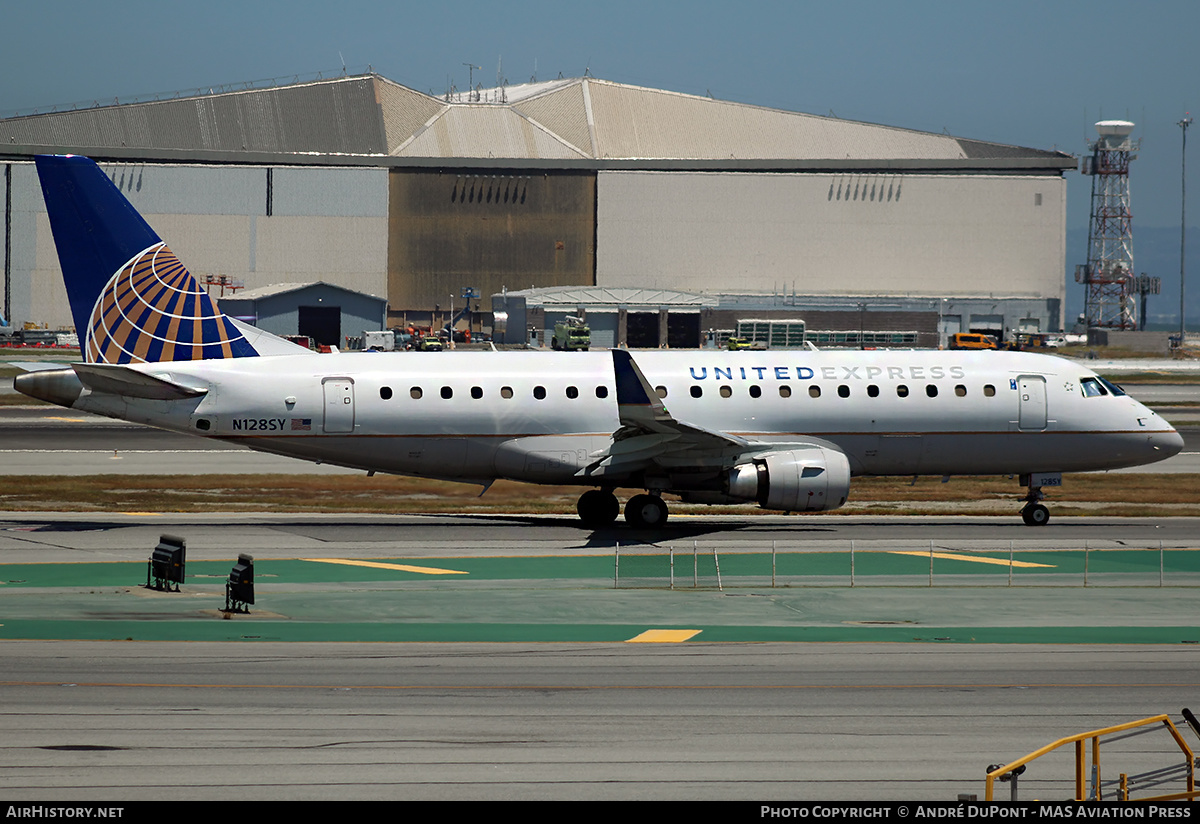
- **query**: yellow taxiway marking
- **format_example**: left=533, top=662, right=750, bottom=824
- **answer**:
left=626, top=629, right=702, bottom=643
left=888, top=550, right=1054, bottom=569
left=304, top=558, right=467, bottom=575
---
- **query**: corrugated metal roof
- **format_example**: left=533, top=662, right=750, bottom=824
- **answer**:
left=375, top=78, right=446, bottom=154
left=511, top=82, right=594, bottom=157
left=0, top=73, right=1071, bottom=168
left=1, top=76, right=388, bottom=154
left=222, top=281, right=384, bottom=302
left=393, top=105, right=588, bottom=159
left=585, top=80, right=962, bottom=161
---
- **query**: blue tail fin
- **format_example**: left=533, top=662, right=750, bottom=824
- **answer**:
left=35, top=155, right=258, bottom=364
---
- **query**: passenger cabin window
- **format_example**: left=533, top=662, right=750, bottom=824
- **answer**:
left=380, top=387, right=393, bottom=400
left=441, top=386, right=453, bottom=399
left=809, top=386, right=821, bottom=399
left=655, top=386, right=668, bottom=398
left=897, top=385, right=909, bottom=398
left=749, top=385, right=762, bottom=398
left=691, top=386, right=703, bottom=398
left=867, top=385, right=879, bottom=398
left=410, top=387, right=423, bottom=399
left=837, top=385, right=850, bottom=398
left=983, top=385, right=996, bottom=397
left=596, top=386, right=609, bottom=399
left=955, top=385, right=967, bottom=397
left=501, top=386, right=514, bottom=399
left=471, top=386, right=483, bottom=399
left=566, top=386, right=579, bottom=399
left=779, top=385, right=792, bottom=398
left=719, top=385, right=732, bottom=398
left=926, top=385, right=938, bottom=398
left=533, top=386, right=546, bottom=400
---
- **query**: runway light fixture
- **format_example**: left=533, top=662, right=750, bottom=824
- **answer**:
left=225, top=553, right=255, bottom=614
left=146, top=534, right=186, bottom=592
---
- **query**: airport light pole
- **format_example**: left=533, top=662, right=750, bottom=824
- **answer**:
left=1180, top=114, right=1192, bottom=342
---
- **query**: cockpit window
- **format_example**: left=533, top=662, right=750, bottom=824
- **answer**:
left=1098, top=376, right=1126, bottom=397
left=1080, top=377, right=1107, bottom=398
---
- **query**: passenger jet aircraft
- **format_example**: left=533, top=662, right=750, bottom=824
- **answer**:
left=16, top=155, right=1184, bottom=527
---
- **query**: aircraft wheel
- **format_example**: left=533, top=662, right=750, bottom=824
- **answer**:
left=1021, top=504, right=1050, bottom=527
left=577, top=489, right=619, bottom=528
left=625, top=494, right=668, bottom=529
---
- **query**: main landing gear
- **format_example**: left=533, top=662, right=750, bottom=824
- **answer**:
left=1018, top=473, right=1059, bottom=527
left=624, top=493, right=669, bottom=529
left=577, top=489, right=620, bottom=528
left=576, top=489, right=669, bottom=529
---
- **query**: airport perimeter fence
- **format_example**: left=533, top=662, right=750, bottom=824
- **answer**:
left=609, top=539, right=1200, bottom=590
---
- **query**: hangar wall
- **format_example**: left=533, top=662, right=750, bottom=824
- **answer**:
left=387, top=169, right=595, bottom=319
left=596, top=171, right=1066, bottom=305
left=6, top=161, right=387, bottom=330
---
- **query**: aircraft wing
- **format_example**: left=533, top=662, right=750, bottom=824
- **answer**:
left=577, top=350, right=755, bottom=478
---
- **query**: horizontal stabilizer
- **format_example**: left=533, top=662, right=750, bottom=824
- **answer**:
left=73, top=363, right=208, bottom=400
left=8, top=361, right=69, bottom=373
left=227, top=318, right=316, bottom=356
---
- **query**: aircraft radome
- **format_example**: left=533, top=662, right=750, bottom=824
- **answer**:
left=16, top=155, right=1184, bottom=528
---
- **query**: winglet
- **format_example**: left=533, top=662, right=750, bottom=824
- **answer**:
left=612, top=349, right=669, bottom=420
left=35, top=155, right=258, bottom=364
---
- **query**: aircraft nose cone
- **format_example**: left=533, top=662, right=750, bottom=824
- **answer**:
left=1152, top=429, right=1185, bottom=459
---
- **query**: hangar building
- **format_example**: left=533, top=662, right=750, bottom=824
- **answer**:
left=0, top=73, right=1075, bottom=344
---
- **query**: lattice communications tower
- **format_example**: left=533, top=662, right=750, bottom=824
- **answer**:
left=1076, top=120, right=1139, bottom=329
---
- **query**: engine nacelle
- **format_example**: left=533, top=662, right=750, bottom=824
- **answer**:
left=725, top=447, right=851, bottom=512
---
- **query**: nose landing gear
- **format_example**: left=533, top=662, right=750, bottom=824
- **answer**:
left=1021, top=501, right=1050, bottom=526
left=1018, top=472, right=1060, bottom=527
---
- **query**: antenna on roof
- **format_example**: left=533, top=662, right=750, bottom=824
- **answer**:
left=339, top=52, right=346, bottom=75
left=463, top=63, right=481, bottom=101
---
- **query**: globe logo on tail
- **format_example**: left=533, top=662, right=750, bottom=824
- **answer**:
left=86, top=242, right=253, bottom=364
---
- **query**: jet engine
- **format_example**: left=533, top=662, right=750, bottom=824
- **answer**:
left=724, top=446, right=851, bottom=512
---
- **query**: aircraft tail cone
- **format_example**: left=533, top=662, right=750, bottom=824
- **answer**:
left=14, top=368, right=83, bottom=408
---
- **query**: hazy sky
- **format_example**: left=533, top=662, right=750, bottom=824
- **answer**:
left=2, top=0, right=1197, bottom=233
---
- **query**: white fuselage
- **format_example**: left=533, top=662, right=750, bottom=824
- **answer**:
left=68, top=348, right=1181, bottom=486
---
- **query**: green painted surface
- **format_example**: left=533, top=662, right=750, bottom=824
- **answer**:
left=1, top=620, right=1197, bottom=645
left=2, top=550, right=1199, bottom=645
left=4, top=548, right=1199, bottom=589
